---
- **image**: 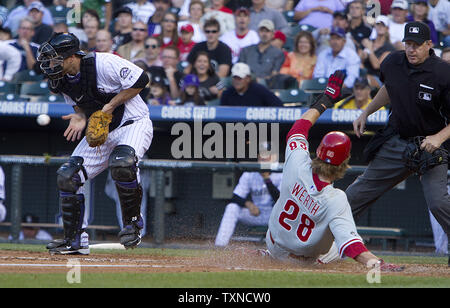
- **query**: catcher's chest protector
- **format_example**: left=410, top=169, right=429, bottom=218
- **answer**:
left=51, top=52, right=124, bottom=131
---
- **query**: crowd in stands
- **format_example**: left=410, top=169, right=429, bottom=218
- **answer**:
left=0, top=0, right=450, bottom=108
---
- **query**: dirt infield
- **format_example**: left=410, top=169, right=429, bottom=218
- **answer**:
left=0, top=247, right=448, bottom=277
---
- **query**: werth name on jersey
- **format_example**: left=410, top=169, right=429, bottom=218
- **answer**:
left=291, top=182, right=320, bottom=216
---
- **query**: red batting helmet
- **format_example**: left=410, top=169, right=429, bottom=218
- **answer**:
left=316, top=131, right=351, bottom=166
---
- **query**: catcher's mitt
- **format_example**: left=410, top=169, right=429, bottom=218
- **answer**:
left=402, top=136, right=448, bottom=176
left=86, top=110, right=113, bottom=147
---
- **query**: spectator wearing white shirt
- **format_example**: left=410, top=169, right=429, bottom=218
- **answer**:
left=389, top=0, right=409, bottom=50
left=201, top=3, right=235, bottom=35
left=220, top=7, right=260, bottom=63
left=126, top=0, right=156, bottom=24
left=313, top=27, right=360, bottom=88
left=8, top=214, right=53, bottom=242
left=428, top=0, right=450, bottom=47
left=0, top=41, right=22, bottom=81
left=178, top=0, right=208, bottom=20
left=177, top=0, right=207, bottom=43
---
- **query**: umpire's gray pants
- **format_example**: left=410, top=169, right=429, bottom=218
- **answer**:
left=346, top=134, right=450, bottom=238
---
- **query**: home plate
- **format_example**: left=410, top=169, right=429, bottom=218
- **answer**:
left=90, top=243, right=125, bottom=250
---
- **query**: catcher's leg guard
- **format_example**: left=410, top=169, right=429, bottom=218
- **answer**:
left=48, top=156, right=89, bottom=255
left=109, top=145, right=143, bottom=248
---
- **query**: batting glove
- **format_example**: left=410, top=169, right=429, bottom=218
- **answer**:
left=311, top=70, right=346, bottom=114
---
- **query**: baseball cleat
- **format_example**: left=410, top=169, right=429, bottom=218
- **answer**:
left=49, top=245, right=90, bottom=255
left=47, top=239, right=90, bottom=255
left=47, top=232, right=90, bottom=255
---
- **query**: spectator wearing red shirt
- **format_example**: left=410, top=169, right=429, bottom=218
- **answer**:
left=178, top=24, right=196, bottom=61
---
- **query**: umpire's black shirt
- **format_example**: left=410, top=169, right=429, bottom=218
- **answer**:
left=380, top=49, right=450, bottom=138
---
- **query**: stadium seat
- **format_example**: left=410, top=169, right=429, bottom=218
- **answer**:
left=283, top=36, right=294, bottom=52
left=298, top=24, right=317, bottom=32
left=0, top=81, right=16, bottom=95
left=169, top=7, right=180, bottom=15
left=12, top=70, right=44, bottom=83
left=289, top=24, right=317, bottom=37
left=0, top=94, right=29, bottom=102
left=34, top=94, right=65, bottom=103
left=273, top=88, right=311, bottom=106
left=177, top=60, right=189, bottom=72
left=20, top=82, right=51, bottom=96
left=220, top=76, right=232, bottom=89
left=206, top=98, right=220, bottom=106
left=359, top=67, right=368, bottom=77
left=283, top=10, right=296, bottom=25
left=49, top=5, right=70, bottom=24
left=300, top=77, right=327, bottom=93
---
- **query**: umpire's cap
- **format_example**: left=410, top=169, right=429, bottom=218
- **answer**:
left=402, top=21, right=431, bottom=45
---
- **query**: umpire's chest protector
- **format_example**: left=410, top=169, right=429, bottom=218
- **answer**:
left=380, top=50, right=450, bottom=138
left=52, top=52, right=125, bottom=131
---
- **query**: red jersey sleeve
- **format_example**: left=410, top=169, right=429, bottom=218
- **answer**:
left=286, top=119, right=312, bottom=143
left=343, top=241, right=369, bottom=259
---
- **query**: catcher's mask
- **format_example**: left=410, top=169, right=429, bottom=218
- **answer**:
left=403, top=136, right=449, bottom=176
left=37, top=32, right=85, bottom=87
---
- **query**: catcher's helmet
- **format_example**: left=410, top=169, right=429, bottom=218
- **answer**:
left=37, top=32, right=86, bottom=82
left=316, top=131, right=351, bottom=166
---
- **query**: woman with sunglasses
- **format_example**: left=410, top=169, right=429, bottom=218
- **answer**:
left=155, top=11, right=179, bottom=49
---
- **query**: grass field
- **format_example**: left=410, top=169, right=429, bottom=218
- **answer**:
left=0, top=243, right=448, bottom=288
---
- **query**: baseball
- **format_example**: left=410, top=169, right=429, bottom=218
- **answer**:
left=37, top=114, right=51, bottom=126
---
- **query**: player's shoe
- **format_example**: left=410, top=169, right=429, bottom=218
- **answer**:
left=119, top=215, right=143, bottom=249
left=47, top=232, right=90, bottom=255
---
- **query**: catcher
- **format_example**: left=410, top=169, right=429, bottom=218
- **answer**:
left=37, top=33, right=153, bottom=254
left=349, top=21, right=450, bottom=249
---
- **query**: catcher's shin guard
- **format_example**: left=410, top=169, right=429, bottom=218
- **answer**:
left=48, top=156, right=89, bottom=254
left=116, top=181, right=144, bottom=248
left=47, top=193, right=89, bottom=255
left=109, top=145, right=144, bottom=248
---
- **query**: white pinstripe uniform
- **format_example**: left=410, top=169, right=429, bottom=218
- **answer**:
left=215, top=172, right=282, bottom=246
left=266, top=132, right=363, bottom=261
left=0, top=166, right=6, bottom=222
left=62, top=53, right=153, bottom=230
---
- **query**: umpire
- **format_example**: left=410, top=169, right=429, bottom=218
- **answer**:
left=348, top=21, right=450, bottom=248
